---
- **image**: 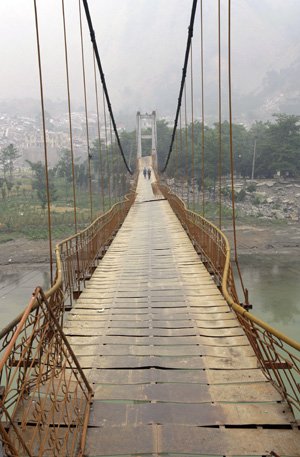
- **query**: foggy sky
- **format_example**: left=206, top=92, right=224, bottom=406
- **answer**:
left=0, top=0, right=300, bottom=122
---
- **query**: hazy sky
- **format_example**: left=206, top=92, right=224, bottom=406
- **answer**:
left=0, top=0, right=300, bottom=122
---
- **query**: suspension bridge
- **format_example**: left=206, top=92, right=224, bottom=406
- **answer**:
left=1, top=0, right=300, bottom=456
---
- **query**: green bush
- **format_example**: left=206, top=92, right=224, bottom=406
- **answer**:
left=236, top=188, right=246, bottom=202
left=252, top=196, right=261, bottom=206
left=246, top=182, right=257, bottom=192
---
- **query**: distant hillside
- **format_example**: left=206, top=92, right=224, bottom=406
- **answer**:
left=0, top=98, right=72, bottom=117
left=233, top=57, right=300, bottom=123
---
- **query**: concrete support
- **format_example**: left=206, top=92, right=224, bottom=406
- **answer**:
left=136, top=111, right=157, bottom=168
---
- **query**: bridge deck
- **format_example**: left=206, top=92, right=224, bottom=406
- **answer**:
left=65, top=171, right=300, bottom=456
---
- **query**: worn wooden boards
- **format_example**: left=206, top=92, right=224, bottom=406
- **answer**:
left=65, top=170, right=300, bottom=456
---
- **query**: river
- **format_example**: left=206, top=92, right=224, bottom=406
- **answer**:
left=237, top=254, right=300, bottom=343
left=0, top=255, right=299, bottom=343
left=0, top=265, right=50, bottom=329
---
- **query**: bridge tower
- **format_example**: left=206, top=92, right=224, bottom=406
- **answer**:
left=136, top=111, right=157, bottom=169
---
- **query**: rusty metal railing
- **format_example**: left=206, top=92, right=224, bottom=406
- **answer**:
left=58, top=191, right=136, bottom=302
left=0, top=287, right=93, bottom=456
left=0, top=188, right=136, bottom=455
left=160, top=183, right=300, bottom=413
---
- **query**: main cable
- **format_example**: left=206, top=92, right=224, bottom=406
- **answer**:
left=161, top=0, right=198, bottom=173
left=82, top=0, right=133, bottom=175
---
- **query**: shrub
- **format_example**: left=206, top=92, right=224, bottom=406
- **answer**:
left=246, top=182, right=257, bottom=192
left=236, top=188, right=246, bottom=202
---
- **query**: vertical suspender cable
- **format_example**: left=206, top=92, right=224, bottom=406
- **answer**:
left=109, top=117, right=116, bottom=204
left=228, top=0, right=247, bottom=300
left=33, top=0, right=53, bottom=285
left=61, top=0, right=78, bottom=233
left=190, top=43, right=195, bottom=210
left=93, top=51, right=105, bottom=213
left=218, top=0, right=222, bottom=229
left=200, top=0, right=205, bottom=217
left=175, top=126, right=178, bottom=187
left=102, top=89, right=111, bottom=207
left=179, top=109, right=184, bottom=199
left=79, top=0, right=93, bottom=222
left=184, top=84, right=190, bottom=208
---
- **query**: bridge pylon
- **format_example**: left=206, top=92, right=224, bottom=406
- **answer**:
left=136, top=111, right=157, bottom=170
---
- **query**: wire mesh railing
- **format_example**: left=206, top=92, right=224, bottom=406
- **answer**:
left=0, top=287, right=93, bottom=457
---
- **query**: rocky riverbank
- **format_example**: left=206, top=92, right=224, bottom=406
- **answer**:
left=224, top=222, right=300, bottom=256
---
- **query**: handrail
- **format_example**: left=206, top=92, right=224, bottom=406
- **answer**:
left=159, top=182, right=300, bottom=412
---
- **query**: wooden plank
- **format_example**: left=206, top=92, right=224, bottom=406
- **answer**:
left=87, top=368, right=267, bottom=385
left=92, top=382, right=281, bottom=403
left=88, top=401, right=294, bottom=426
left=75, top=355, right=258, bottom=370
left=71, top=343, right=254, bottom=358
left=85, top=426, right=300, bottom=456
left=66, top=335, right=250, bottom=347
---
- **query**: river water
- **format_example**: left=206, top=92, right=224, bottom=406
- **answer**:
left=0, top=255, right=299, bottom=342
left=237, top=254, right=300, bottom=343
left=0, top=265, right=50, bottom=329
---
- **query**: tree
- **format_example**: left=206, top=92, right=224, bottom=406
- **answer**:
left=54, top=148, right=74, bottom=182
left=156, top=120, right=173, bottom=170
left=0, top=144, right=21, bottom=185
left=254, top=114, right=300, bottom=178
left=26, top=160, right=58, bottom=209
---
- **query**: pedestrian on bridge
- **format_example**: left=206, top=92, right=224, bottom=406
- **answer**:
left=143, top=167, right=147, bottom=178
left=147, top=168, right=151, bottom=180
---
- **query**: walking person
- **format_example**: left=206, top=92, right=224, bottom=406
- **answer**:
left=143, top=167, right=147, bottom=178
left=147, top=168, right=151, bottom=180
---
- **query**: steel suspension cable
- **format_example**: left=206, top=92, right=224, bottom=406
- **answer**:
left=228, top=0, right=247, bottom=300
left=190, top=42, right=195, bottom=210
left=79, top=0, right=93, bottom=222
left=61, top=0, right=78, bottom=234
left=161, top=0, right=198, bottom=173
left=218, top=0, right=222, bottom=229
left=200, top=0, right=205, bottom=217
left=33, top=0, right=53, bottom=285
left=93, top=51, right=105, bottom=213
left=82, top=0, right=132, bottom=175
